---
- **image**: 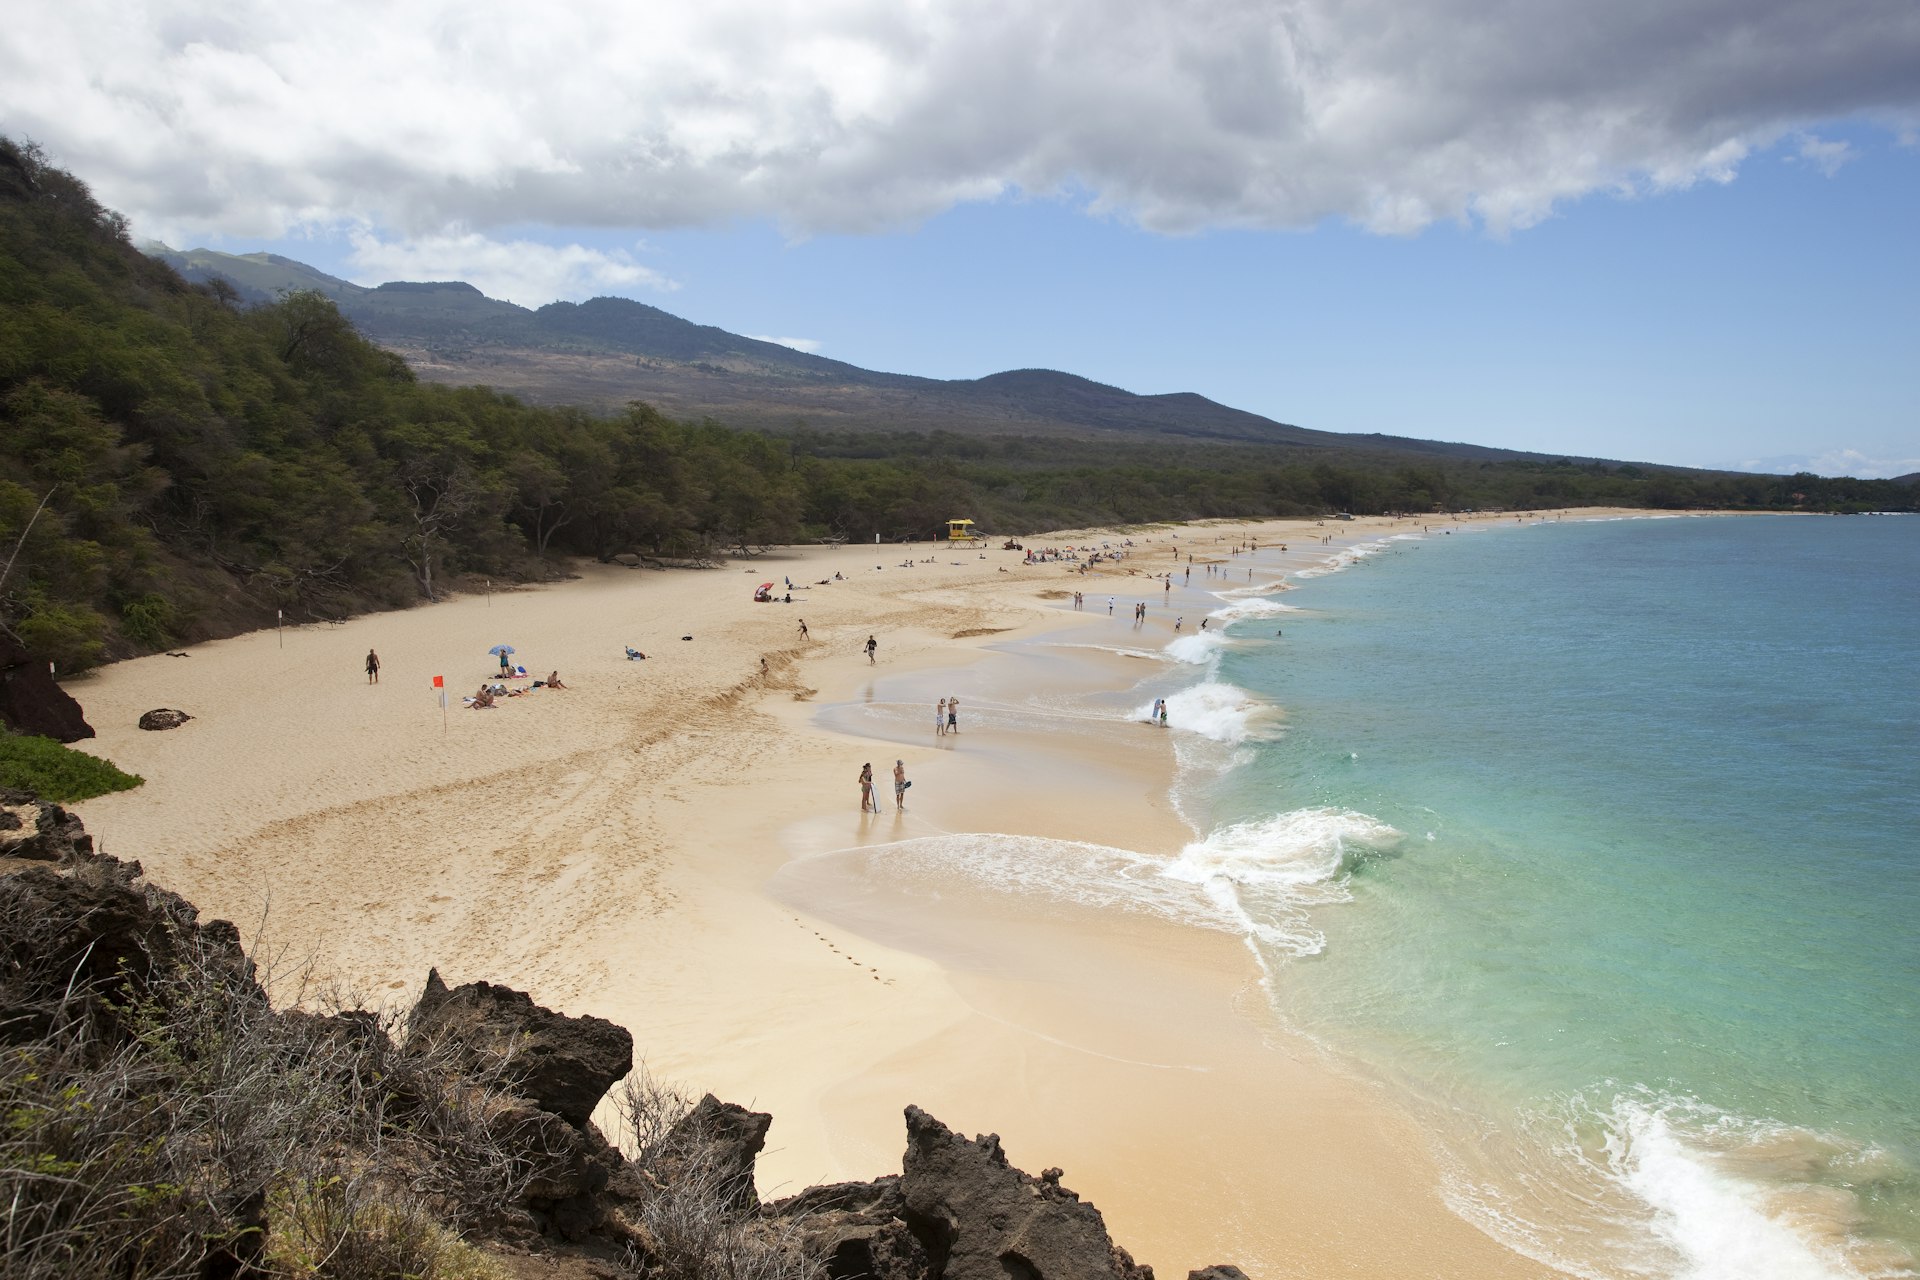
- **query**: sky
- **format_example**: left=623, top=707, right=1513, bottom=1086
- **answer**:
left=4, top=1, right=1917, bottom=476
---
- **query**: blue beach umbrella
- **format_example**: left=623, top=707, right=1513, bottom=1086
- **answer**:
left=488, top=644, right=515, bottom=656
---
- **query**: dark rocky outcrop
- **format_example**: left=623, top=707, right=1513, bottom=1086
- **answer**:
left=409, top=968, right=634, bottom=1128
left=655, top=1093, right=772, bottom=1214
left=899, top=1105, right=1152, bottom=1280
left=0, top=787, right=95, bottom=862
left=1, top=795, right=1247, bottom=1280
left=137, top=707, right=194, bottom=730
left=0, top=636, right=93, bottom=741
left=770, top=1177, right=930, bottom=1280
left=0, top=793, right=247, bottom=1043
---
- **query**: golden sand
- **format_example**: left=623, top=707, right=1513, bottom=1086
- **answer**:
left=67, top=511, right=1659, bottom=1278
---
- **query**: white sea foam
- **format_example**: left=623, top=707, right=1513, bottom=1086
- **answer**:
left=1215, top=578, right=1293, bottom=600
left=1206, top=597, right=1299, bottom=624
left=809, top=806, right=1403, bottom=962
left=1595, top=1095, right=1897, bottom=1280
left=1163, top=630, right=1230, bottom=664
left=1134, top=681, right=1280, bottom=744
left=825, top=833, right=1246, bottom=936
left=1161, top=807, right=1402, bottom=955
left=1036, top=641, right=1171, bottom=661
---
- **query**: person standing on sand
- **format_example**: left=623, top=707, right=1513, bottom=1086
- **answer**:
left=947, top=696, right=959, bottom=734
left=1159, top=699, right=1168, bottom=728
left=865, top=635, right=878, bottom=664
left=365, top=649, right=380, bottom=683
left=859, top=763, right=877, bottom=812
left=798, top=619, right=809, bottom=640
left=894, top=760, right=908, bottom=811
left=936, top=697, right=947, bottom=736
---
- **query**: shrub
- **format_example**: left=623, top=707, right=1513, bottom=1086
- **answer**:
left=267, top=1175, right=510, bottom=1280
left=0, top=733, right=143, bottom=801
left=118, top=592, right=176, bottom=648
left=615, top=1069, right=819, bottom=1280
left=0, top=902, right=522, bottom=1280
left=12, top=604, right=108, bottom=674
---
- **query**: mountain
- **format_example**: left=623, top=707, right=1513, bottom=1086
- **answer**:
left=152, top=246, right=1566, bottom=461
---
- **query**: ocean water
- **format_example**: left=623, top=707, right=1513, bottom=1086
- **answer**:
left=1185, top=516, right=1920, bottom=1280
left=783, top=514, right=1918, bottom=1278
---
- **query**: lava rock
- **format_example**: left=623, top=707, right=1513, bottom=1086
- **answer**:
left=899, top=1105, right=1152, bottom=1280
left=771, top=1177, right=928, bottom=1280
left=0, top=789, right=95, bottom=862
left=138, top=707, right=194, bottom=730
left=0, top=636, right=93, bottom=741
left=649, top=1093, right=774, bottom=1216
left=408, top=969, right=634, bottom=1128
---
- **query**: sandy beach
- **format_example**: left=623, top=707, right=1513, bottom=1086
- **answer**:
left=65, top=509, right=1670, bottom=1278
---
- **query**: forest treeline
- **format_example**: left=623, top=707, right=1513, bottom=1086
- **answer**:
left=1, top=138, right=1911, bottom=672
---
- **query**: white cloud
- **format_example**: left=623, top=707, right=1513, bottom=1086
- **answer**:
left=3, top=0, right=1917, bottom=244
left=343, top=229, right=675, bottom=306
left=1793, top=133, right=1855, bottom=176
left=1731, top=449, right=1920, bottom=480
left=746, top=335, right=824, bottom=354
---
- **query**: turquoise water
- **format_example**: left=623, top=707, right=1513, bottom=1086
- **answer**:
left=1199, top=516, right=1919, bottom=1280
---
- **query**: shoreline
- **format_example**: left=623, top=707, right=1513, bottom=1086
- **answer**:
left=65, top=508, right=1706, bottom=1277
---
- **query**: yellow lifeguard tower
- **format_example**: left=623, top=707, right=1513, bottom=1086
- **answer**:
left=945, top=518, right=983, bottom=543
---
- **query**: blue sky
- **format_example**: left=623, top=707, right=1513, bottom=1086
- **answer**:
left=7, top=2, right=1917, bottom=476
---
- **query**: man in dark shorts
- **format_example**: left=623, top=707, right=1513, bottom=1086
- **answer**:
left=365, top=649, right=380, bottom=683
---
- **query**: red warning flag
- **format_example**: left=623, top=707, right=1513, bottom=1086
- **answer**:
left=431, top=675, right=444, bottom=688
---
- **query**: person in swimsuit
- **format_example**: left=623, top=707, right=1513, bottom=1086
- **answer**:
left=893, top=760, right=908, bottom=811
left=798, top=619, right=809, bottom=640
left=947, top=697, right=959, bottom=734
left=865, top=635, right=878, bottom=664
left=365, top=649, right=380, bottom=683
left=859, top=763, right=876, bottom=812
left=936, top=697, right=947, bottom=736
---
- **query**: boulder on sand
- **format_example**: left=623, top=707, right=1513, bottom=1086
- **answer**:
left=138, top=708, right=194, bottom=730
